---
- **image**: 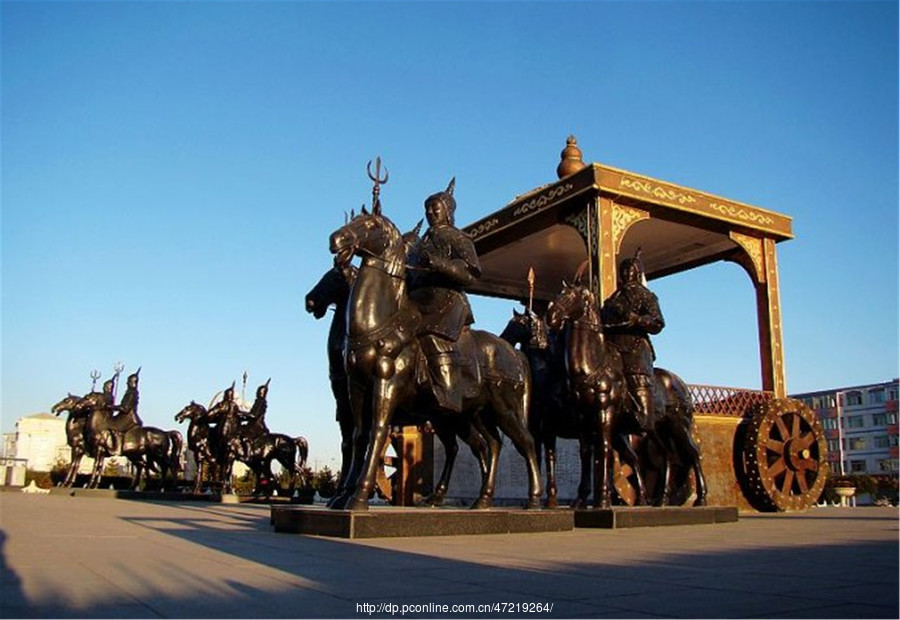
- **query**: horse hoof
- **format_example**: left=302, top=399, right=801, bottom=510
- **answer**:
left=569, top=499, right=587, bottom=510
left=545, top=497, right=559, bottom=509
left=470, top=497, right=492, bottom=510
left=693, top=497, right=708, bottom=507
left=346, top=496, right=369, bottom=512
left=524, top=498, right=542, bottom=510
left=422, top=493, right=445, bottom=507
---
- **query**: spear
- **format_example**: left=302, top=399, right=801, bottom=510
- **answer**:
left=527, top=266, right=535, bottom=314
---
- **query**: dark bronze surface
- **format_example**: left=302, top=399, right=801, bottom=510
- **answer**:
left=326, top=172, right=541, bottom=511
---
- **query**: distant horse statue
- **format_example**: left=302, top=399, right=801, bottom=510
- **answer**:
left=328, top=203, right=541, bottom=511
left=121, top=427, right=183, bottom=491
left=175, top=402, right=218, bottom=494
left=52, top=393, right=91, bottom=487
left=76, top=391, right=141, bottom=488
left=240, top=433, right=309, bottom=497
left=500, top=308, right=587, bottom=507
left=306, top=247, right=489, bottom=507
left=546, top=279, right=708, bottom=507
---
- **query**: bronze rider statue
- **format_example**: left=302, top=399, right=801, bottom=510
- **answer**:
left=241, top=380, right=271, bottom=458
left=601, top=249, right=665, bottom=431
left=407, top=178, right=482, bottom=414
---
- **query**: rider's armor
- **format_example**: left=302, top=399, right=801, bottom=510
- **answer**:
left=407, top=182, right=482, bottom=413
left=601, top=255, right=664, bottom=431
left=242, top=384, right=270, bottom=457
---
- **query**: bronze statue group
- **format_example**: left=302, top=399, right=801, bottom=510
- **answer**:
left=53, top=370, right=308, bottom=496
left=306, top=161, right=707, bottom=511
left=51, top=160, right=706, bottom=508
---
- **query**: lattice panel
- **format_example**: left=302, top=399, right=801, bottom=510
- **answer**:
left=688, top=384, right=774, bottom=418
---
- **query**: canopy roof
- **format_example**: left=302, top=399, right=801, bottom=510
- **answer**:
left=462, top=161, right=793, bottom=303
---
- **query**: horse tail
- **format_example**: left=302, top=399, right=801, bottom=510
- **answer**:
left=168, top=430, right=184, bottom=472
left=293, top=436, right=309, bottom=469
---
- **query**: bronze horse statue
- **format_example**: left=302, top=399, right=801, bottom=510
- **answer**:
left=500, top=308, right=588, bottom=507
left=51, top=393, right=91, bottom=487
left=175, top=401, right=218, bottom=494
left=546, top=279, right=708, bottom=507
left=122, top=427, right=183, bottom=491
left=69, top=391, right=182, bottom=490
left=305, top=255, right=489, bottom=507
left=239, top=432, right=309, bottom=497
left=328, top=203, right=541, bottom=511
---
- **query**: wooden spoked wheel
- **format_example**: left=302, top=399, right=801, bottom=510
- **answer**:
left=741, top=398, right=829, bottom=511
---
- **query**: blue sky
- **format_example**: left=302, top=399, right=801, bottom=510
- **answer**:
left=3, top=1, right=897, bottom=470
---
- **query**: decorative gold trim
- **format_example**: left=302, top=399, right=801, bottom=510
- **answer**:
left=512, top=182, right=574, bottom=218
left=710, top=202, right=774, bottom=226
left=612, top=203, right=649, bottom=253
left=467, top=217, right=500, bottom=238
left=563, top=210, right=596, bottom=254
left=619, top=176, right=698, bottom=206
left=730, top=232, right=764, bottom=283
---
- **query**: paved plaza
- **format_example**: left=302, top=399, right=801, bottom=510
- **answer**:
left=1, top=493, right=897, bottom=618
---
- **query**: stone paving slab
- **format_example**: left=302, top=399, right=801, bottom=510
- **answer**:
left=1, top=493, right=897, bottom=618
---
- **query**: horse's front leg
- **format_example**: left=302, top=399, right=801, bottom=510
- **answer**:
left=545, top=433, right=559, bottom=508
left=594, top=405, right=615, bottom=510
left=572, top=431, right=592, bottom=510
left=64, top=449, right=81, bottom=487
left=88, top=449, right=105, bottom=489
left=347, top=377, right=397, bottom=512
left=614, top=432, right=647, bottom=506
left=330, top=380, right=368, bottom=509
left=328, top=377, right=354, bottom=507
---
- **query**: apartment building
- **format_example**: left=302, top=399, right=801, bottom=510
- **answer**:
left=791, top=378, right=899, bottom=477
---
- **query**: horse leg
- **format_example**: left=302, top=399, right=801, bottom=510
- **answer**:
left=64, top=449, right=81, bottom=487
left=594, top=407, right=615, bottom=509
left=329, top=378, right=354, bottom=506
left=676, top=421, right=708, bottom=506
left=613, top=432, right=647, bottom=506
left=469, top=414, right=500, bottom=510
left=545, top=434, right=558, bottom=508
left=131, top=460, right=142, bottom=490
left=572, top=433, right=592, bottom=510
left=425, top=423, right=458, bottom=506
left=192, top=459, right=204, bottom=494
left=347, top=379, right=396, bottom=512
left=331, top=383, right=368, bottom=509
left=493, top=401, right=542, bottom=510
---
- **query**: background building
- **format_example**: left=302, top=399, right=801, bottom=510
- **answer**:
left=792, top=379, right=899, bottom=478
left=8, top=413, right=69, bottom=472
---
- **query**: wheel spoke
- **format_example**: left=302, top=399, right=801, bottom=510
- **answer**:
left=791, top=413, right=800, bottom=439
left=781, top=469, right=795, bottom=495
left=796, top=471, right=809, bottom=493
left=798, top=458, right=818, bottom=472
left=774, top=416, right=790, bottom=441
left=766, top=438, right=785, bottom=453
left=796, top=432, right=816, bottom=450
left=768, top=458, right=786, bottom=478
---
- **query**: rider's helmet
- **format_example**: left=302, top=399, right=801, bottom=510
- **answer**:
left=424, top=178, right=456, bottom=226
left=619, top=247, right=646, bottom=285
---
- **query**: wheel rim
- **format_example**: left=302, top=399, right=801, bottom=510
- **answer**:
left=743, top=399, right=829, bottom=511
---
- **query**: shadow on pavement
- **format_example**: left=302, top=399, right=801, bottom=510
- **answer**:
left=3, top=502, right=898, bottom=619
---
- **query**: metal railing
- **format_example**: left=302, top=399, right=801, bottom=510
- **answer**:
left=688, top=384, right=774, bottom=418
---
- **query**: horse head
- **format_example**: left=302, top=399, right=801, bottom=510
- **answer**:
left=305, top=264, right=356, bottom=319
left=175, top=401, right=208, bottom=424
left=52, top=393, right=83, bottom=416
left=329, top=206, right=405, bottom=270
left=546, top=279, right=597, bottom=330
